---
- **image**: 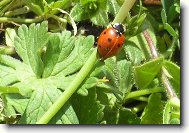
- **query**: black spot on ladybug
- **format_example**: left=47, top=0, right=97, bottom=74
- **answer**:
left=117, top=44, right=121, bottom=47
left=103, top=31, right=106, bottom=34
left=107, top=38, right=112, bottom=43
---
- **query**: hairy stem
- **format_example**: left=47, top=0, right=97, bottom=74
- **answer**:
left=143, top=30, right=158, bottom=58
left=36, top=50, right=98, bottom=124
left=143, top=30, right=178, bottom=99
left=161, top=71, right=176, bottom=98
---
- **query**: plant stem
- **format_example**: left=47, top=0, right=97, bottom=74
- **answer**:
left=0, top=16, right=43, bottom=23
left=131, top=103, right=146, bottom=113
left=0, top=46, right=15, bottom=55
left=0, top=0, right=11, bottom=8
left=133, top=96, right=148, bottom=102
left=124, top=87, right=164, bottom=100
left=36, top=49, right=98, bottom=124
left=143, top=30, right=158, bottom=58
left=4, top=6, right=30, bottom=17
left=0, top=86, right=19, bottom=94
left=0, top=0, right=16, bottom=16
left=161, top=71, right=176, bottom=98
left=113, top=0, right=136, bottom=23
left=143, top=30, right=178, bottom=100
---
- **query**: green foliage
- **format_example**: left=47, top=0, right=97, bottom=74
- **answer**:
left=134, top=57, right=164, bottom=89
left=0, top=0, right=180, bottom=124
left=14, top=22, right=50, bottom=78
left=0, top=22, right=95, bottom=124
left=72, top=88, right=104, bottom=124
left=141, top=93, right=164, bottom=124
left=163, top=98, right=180, bottom=124
left=162, top=61, right=180, bottom=97
left=70, top=0, right=109, bottom=26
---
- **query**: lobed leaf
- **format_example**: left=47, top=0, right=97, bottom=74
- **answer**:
left=19, top=86, right=78, bottom=124
left=14, top=21, right=50, bottom=78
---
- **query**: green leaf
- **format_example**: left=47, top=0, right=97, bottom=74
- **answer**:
left=125, top=22, right=157, bottom=63
left=116, top=60, right=133, bottom=93
left=107, top=0, right=120, bottom=15
left=78, top=77, right=99, bottom=96
left=1, top=22, right=97, bottom=124
left=141, top=93, right=164, bottom=124
left=124, top=40, right=145, bottom=65
left=163, top=101, right=171, bottom=124
left=117, top=108, right=140, bottom=124
left=0, top=54, right=35, bottom=89
left=19, top=86, right=78, bottom=124
left=70, top=0, right=108, bottom=26
left=161, top=0, right=173, bottom=15
left=102, top=107, right=118, bottom=124
left=96, top=91, right=117, bottom=124
left=2, top=96, right=17, bottom=119
left=161, top=9, right=167, bottom=25
left=19, top=86, right=58, bottom=124
left=4, top=94, right=29, bottom=114
left=0, top=64, right=18, bottom=86
left=14, top=21, right=50, bottom=78
left=134, top=57, right=164, bottom=89
left=72, top=88, right=104, bottom=124
left=162, top=61, right=180, bottom=96
left=5, top=28, right=16, bottom=47
left=70, top=4, right=90, bottom=22
left=42, top=32, right=75, bottom=77
left=90, top=9, right=109, bottom=26
left=161, top=0, right=180, bottom=24
left=164, top=23, right=177, bottom=37
left=170, top=118, right=180, bottom=124
left=47, top=34, right=94, bottom=77
left=23, top=0, right=44, bottom=15
left=163, top=99, right=180, bottom=124
left=45, top=0, right=71, bottom=14
left=49, top=102, right=79, bottom=124
left=98, top=91, right=140, bottom=124
left=101, top=58, right=133, bottom=96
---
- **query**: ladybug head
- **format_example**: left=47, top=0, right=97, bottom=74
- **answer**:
left=112, top=23, right=125, bottom=34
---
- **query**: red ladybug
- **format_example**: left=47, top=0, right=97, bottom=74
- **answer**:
left=97, top=23, right=125, bottom=60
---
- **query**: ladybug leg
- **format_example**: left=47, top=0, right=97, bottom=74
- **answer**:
left=94, top=36, right=99, bottom=47
left=93, top=42, right=98, bottom=47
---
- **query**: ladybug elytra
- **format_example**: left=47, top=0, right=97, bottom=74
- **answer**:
left=97, top=23, right=125, bottom=60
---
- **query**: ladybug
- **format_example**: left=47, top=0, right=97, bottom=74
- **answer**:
left=97, top=23, right=125, bottom=60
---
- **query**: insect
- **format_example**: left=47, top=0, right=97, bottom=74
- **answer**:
left=97, top=23, right=125, bottom=60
